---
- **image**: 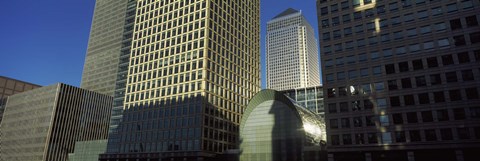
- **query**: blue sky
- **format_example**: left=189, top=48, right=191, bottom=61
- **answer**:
left=0, top=0, right=319, bottom=88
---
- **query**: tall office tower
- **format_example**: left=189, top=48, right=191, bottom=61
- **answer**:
left=0, top=83, right=112, bottom=161
left=266, top=8, right=321, bottom=91
left=100, top=0, right=261, bottom=160
left=317, top=0, right=480, bottom=161
left=0, top=76, right=41, bottom=124
left=283, top=86, right=325, bottom=117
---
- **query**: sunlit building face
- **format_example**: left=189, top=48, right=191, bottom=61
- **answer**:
left=317, top=0, right=480, bottom=160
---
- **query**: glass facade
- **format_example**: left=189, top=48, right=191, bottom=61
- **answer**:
left=240, top=89, right=325, bottom=161
left=283, top=86, right=324, bottom=118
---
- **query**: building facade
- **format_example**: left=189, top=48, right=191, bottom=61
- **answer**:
left=0, top=83, right=112, bottom=161
left=283, top=85, right=325, bottom=117
left=0, top=76, right=41, bottom=124
left=69, top=140, right=109, bottom=161
left=266, top=8, right=321, bottom=91
left=100, top=0, right=261, bottom=160
left=317, top=0, right=480, bottom=161
left=240, top=89, right=326, bottom=161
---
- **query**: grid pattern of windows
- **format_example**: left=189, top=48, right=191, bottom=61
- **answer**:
left=317, top=0, right=480, bottom=159
left=104, top=0, right=260, bottom=158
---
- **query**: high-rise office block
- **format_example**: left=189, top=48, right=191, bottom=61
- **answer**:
left=266, top=8, right=321, bottom=91
left=0, top=83, right=112, bottom=161
left=283, top=85, right=325, bottom=117
left=0, top=76, right=41, bottom=124
left=317, top=0, right=480, bottom=161
left=100, top=0, right=260, bottom=160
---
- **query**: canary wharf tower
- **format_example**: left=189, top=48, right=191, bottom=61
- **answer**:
left=99, top=0, right=261, bottom=160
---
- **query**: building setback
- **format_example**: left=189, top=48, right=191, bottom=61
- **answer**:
left=317, top=0, right=480, bottom=161
left=100, top=0, right=261, bottom=160
left=266, top=8, right=321, bottom=91
left=0, top=83, right=112, bottom=161
left=0, top=76, right=41, bottom=124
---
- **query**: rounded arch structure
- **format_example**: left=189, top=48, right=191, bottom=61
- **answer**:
left=239, top=89, right=326, bottom=161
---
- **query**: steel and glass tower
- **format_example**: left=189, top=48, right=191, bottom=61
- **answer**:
left=99, top=0, right=260, bottom=160
left=266, top=8, right=321, bottom=91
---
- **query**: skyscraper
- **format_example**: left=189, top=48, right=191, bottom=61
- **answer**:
left=0, top=76, right=41, bottom=124
left=266, top=8, right=321, bottom=91
left=100, top=0, right=260, bottom=160
left=0, top=83, right=112, bottom=161
left=317, top=0, right=480, bottom=161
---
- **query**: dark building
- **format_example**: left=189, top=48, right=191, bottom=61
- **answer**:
left=316, top=0, right=480, bottom=161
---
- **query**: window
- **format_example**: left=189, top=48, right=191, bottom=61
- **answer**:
left=364, top=100, right=373, bottom=109
left=334, top=43, right=343, bottom=52
left=353, top=0, right=361, bottom=6
left=407, top=112, right=418, bottom=123
left=404, top=95, right=415, bottom=105
left=406, top=28, right=417, bottom=37
left=357, top=39, right=366, bottom=47
left=341, top=118, right=350, bottom=128
left=346, top=55, right=355, bottom=64
left=345, top=41, right=354, bottom=49
left=370, top=51, right=380, bottom=59
left=360, top=68, right=368, bottom=77
left=457, top=52, right=470, bottom=63
left=330, top=119, right=339, bottom=129
left=368, top=37, right=377, bottom=45
left=410, top=130, right=421, bottom=142
left=368, top=133, right=378, bottom=143
left=320, top=7, right=328, bottom=15
left=401, top=78, right=412, bottom=88
left=328, top=103, right=337, bottom=113
left=342, top=14, right=351, bottom=23
left=445, top=72, right=458, bottom=82
left=385, top=64, right=395, bottom=74
left=394, top=31, right=403, bottom=40
left=434, top=91, right=446, bottom=103
left=416, top=76, right=427, bottom=87
left=423, top=41, right=434, bottom=50
left=389, top=2, right=399, bottom=11
left=326, top=74, right=334, bottom=82
left=453, top=35, right=467, bottom=46
left=398, top=62, right=409, bottom=72
left=373, top=66, right=381, bottom=75
left=331, top=4, right=339, bottom=12
left=383, top=49, right=393, bottom=57
left=337, top=72, right=346, bottom=80
left=376, top=5, right=385, bottom=14
left=396, top=46, right=406, bottom=55
left=418, top=93, right=430, bottom=104
left=422, top=111, right=433, bottom=122
left=374, top=82, right=384, bottom=92
left=427, top=57, right=438, bottom=68
left=466, top=88, right=479, bottom=99
left=392, top=113, right=403, bottom=124
left=327, top=88, right=335, bottom=97
left=344, top=27, right=352, bottom=36
left=355, top=24, right=364, bottom=33
left=323, top=45, right=332, bottom=54
left=355, top=133, right=364, bottom=144
left=450, top=19, right=462, bottom=30
left=321, top=19, right=329, bottom=28
left=462, top=69, right=474, bottom=81
left=430, top=74, right=442, bottom=85
left=354, top=11, right=362, bottom=20
left=437, top=109, right=449, bottom=121
left=431, top=6, right=442, bottom=16
left=395, top=131, right=406, bottom=143
left=364, top=0, right=372, bottom=4
left=446, top=3, right=458, bottom=13
left=420, top=25, right=431, bottom=34
left=333, top=30, right=341, bottom=39
left=440, top=128, right=453, bottom=140
left=331, top=135, right=340, bottom=145
left=332, top=17, right=340, bottom=26
left=391, top=16, right=401, bottom=25
left=388, top=80, right=398, bottom=90
left=366, top=116, right=375, bottom=126
left=358, top=53, right=367, bottom=62
left=377, top=98, right=387, bottom=109
left=341, top=1, right=349, bottom=9
left=390, top=96, right=400, bottom=107
left=348, top=70, right=358, bottom=79
left=381, top=34, right=390, bottom=42
left=462, top=0, right=474, bottom=9
left=404, top=13, right=414, bottom=22
left=449, top=89, right=462, bottom=101
left=340, top=102, right=348, bottom=112
left=365, top=9, right=374, bottom=17
left=322, top=32, right=331, bottom=41
left=382, top=132, right=392, bottom=144
left=343, top=134, right=352, bottom=145
left=412, top=59, right=423, bottom=70
left=442, top=55, right=454, bottom=65
left=453, top=108, right=466, bottom=120
left=457, top=128, right=470, bottom=140
left=476, top=50, right=480, bottom=61
left=470, top=32, right=480, bottom=44
left=336, top=57, right=344, bottom=66
left=417, top=10, right=428, bottom=19
left=466, top=15, right=479, bottom=27
left=435, top=23, right=447, bottom=31
left=471, top=107, right=480, bottom=118
left=353, top=117, right=362, bottom=127
left=438, top=38, right=450, bottom=47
